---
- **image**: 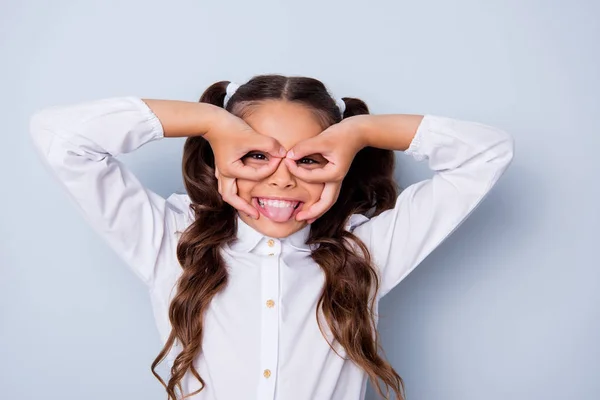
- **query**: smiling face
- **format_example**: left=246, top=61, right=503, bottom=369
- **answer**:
left=235, top=100, right=328, bottom=238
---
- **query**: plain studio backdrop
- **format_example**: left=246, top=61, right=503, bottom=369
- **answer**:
left=1, top=0, right=598, bottom=399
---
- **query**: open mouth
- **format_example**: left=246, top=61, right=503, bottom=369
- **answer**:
left=252, top=197, right=304, bottom=222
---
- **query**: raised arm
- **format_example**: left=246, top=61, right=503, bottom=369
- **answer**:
left=28, top=97, right=213, bottom=286
left=350, top=114, right=515, bottom=299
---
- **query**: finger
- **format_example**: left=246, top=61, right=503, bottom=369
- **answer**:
left=220, top=176, right=259, bottom=219
left=240, top=133, right=287, bottom=158
left=250, top=135, right=287, bottom=158
left=286, top=135, right=330, bottom=161
left=283, top=158, right=341, bottom=183
left=222, top=177, right=258, bottom=218
left=296, top=182, right=340, bottom=222
left=216, top=168, right=223, bottom=195
left=225, top=157, right=283, bottom=181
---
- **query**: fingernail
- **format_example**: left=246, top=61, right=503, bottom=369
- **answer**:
left=286, top=149, right=294, bottom=158
left=278, top=147, right=287, bottom=157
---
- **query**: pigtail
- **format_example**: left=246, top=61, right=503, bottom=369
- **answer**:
left=150, top=79, right=237, bottom=400
left=198, top=80, right=229, bottom=108
left=340, top=96, right=369, bottom=119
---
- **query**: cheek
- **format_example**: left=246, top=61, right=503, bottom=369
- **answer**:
left=299, top=181, right=325, bottom=205
left=235, top=179, right=258, bottom=201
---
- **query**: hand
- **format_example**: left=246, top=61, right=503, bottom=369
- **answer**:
left=204, top=109, right=286, bottom=218
left=283, top=116, right=367, bottom=223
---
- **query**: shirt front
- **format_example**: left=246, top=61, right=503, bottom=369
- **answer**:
left=29, top=96, right=515, bottom=400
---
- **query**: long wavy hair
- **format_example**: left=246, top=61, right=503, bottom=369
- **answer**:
left=150, top=74, right=405, bottom=399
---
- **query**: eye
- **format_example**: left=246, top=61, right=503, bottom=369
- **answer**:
left=296, top=154, right=327, bottom=168
left=297, top=157, right=318, bottom=165
left=243, top=152, right=268, bottom=161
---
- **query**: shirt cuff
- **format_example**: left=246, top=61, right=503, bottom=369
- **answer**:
left=404, top=114, right=432, bottom=161
left=128, top=97, right=165, bottom=140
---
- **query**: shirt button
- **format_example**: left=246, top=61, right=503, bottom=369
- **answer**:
left=266, top=299, right=275, bottom=308
left=267, top=239, right=275, bottom=247
left=263, top=369, right=271, bottom=378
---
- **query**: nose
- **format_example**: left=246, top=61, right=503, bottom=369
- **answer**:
left=267, top=158, right=296, bottom=189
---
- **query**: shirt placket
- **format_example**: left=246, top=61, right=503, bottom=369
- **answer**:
left=256, top=237, right=281, bottom=400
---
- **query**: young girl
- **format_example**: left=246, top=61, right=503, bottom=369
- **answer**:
left=29, top=74, right=514, bottom=400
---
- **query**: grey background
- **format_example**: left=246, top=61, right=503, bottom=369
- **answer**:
left=1, top=0, right=598, bottom=399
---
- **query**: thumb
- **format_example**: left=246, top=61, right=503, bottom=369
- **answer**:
left=286, top=135, right=329, bottom=160
left=251, top=135, right=287, bottom=158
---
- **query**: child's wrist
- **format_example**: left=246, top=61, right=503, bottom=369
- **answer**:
left=345, top=114, right=374, bottom=149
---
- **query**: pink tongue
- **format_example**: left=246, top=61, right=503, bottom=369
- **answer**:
left=263, top=204, right=296, bottom=222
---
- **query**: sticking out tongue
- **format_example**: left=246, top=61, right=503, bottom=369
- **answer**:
left=256, top=198, right=299, bottom=223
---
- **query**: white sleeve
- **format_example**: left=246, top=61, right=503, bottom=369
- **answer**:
left=28, top=96, right=191, bottom=287
left=352, top=115, right=515, bottom=299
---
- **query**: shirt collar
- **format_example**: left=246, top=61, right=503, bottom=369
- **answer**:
left=228, top=215, right=314, bottom=253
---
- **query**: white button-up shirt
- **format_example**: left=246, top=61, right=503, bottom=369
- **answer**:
left=28, top=96, right=514, bottom=400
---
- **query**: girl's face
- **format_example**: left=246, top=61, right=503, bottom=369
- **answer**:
left=235, top=100, right=328, bottom=238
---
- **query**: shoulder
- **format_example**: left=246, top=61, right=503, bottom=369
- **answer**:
left=166, top=192, right=194, bottom=227
left=345, top=213, right=371, bottom=232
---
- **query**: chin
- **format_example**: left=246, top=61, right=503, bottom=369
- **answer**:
left=242, top=214, right=306, bottom=238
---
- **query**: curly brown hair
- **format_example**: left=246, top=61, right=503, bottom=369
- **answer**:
left=150, top=74, right=406, bottom=400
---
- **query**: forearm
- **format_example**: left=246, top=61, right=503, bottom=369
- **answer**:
left=354, top=114, right=425, bottom=151
left=141, top=99, right=222, bottom=138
